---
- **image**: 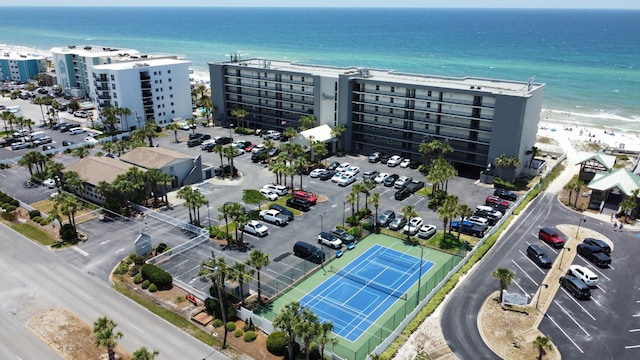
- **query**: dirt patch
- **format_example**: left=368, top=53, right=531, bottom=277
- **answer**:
left=3, top=207, right=60, bottom=241
left=27, top=308, right=130, bottom=360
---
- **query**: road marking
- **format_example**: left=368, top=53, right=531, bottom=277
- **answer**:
left=413, top=198, right=424, bottom=206
left=331, top=204, right=338, bottom=208
left=595, top=285, right=607, bottom=293
left=73, top=246, right=89, bottom=257
left=78, top=290, right=93, bottom=300
left=629, top=329, right=640, bottom=332
left=625, top=345, right=640, bottom=349
left=608, top=265, right=615, bottom=270
left=633, top=314, right=640, bottom=317
left=588, top=266, right=611, bottom=281
left=545, top=313, right=584, bottom=353
left=128, top=323, right=144, bottom=334
left=553, top=299, right=590, bottom=336
left=559, top=288, right=596, bottom=321
left=591, top=297, right=602, bottom=306
left=100, top=240, right=110, bottom=245
left=510, top=279, right=530, bottom=298
left=511, top=259, right=539, bottom=286
left=115, top=248, right=125, bottom=254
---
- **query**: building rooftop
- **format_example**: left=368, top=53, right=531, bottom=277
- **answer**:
left=93, top=57, right=191, bottom=71
left=212, top=58, right=544, bottom=97
left=51, top=45, right=140, bottom=58
left=119, top=147, right=194, bottom=169
left=0, top=51, right=46, bottom=61
left=64, top=156, right=141, bottom=186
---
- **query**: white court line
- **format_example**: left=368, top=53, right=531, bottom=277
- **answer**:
left=545, top=313, right=584, bottom=353
left=554, top=300, right=590, bottom=336
left=73, top=246, right=89, bottom=257
left=559, top=288, right=596, bottom=321
left=511, top=259, right=539, bottom=286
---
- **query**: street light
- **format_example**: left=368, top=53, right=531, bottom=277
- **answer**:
left=558, top=246, right=571, bottom=270
left=207, top=206, right=211, bottom=230
left=342, top=202, right=346, bottom=227
left=536, top=283, right=549, bottom=310
left=575, top=217, right=586, bottom=238
left=416, top=244, right=424, bottom=307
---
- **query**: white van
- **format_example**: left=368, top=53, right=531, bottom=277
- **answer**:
left=25, top=131, right=46, bottom=142
left=567, top=265, right=599, bottom=287
left=69, top=127, right=86, bottom=135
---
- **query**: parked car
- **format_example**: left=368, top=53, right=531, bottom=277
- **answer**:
left=362, top=170, right=379, bottom=181
left=387, top=155, right=403, bottom=167
left=486, top=195, right=511, bottom=209
left=377, top=210, right=396, bottom=227
left=368, top=152, right=382, bottom=163
left=394, top=188, right=411, bottom=201
left=286, top=197, right=311, bottom=211
left=383, top=174, right=400, bottom=187
left=577, top=243, right=611, bottom=267
left=318, top=170, right=336, bottom=181
left=263, top=184, right=288, bottom=196
left=327, top=161, right=340, bottom=171
left=269, top=204, right=294, bottom=222
left=42, top=178, right=56, bottom=189
left=379, top=153, right=391, bottom=164
left=494, top=188, right=519, bottom=201
left=331, top=172, right=344, bottom=182
left=559, top=275, right=591, bottom=300
left=373, top=172, right=389, bottom=184
left=526, top=244, right=552, bottom=268
left=402, top=217, right=424, bottom=235
left=69, top=127, right=86, bottom=135
left=538, top=227, right=565, bottom=248
left=309, top=168, right=325, bottom=178
left=11, top=142, right=31, bottom=150
left=331, top=228, right=355, bottom=245
left=187, top=138, right=202, bottom=147
left=259, top=188, right=279, bottom=201
left=258, top=209, right=288, bottom=226
left=582, top=237, right=611, bottom=255
left=317, top=232, right=342, bottom=249
left=399, top=158, right=411, bottom=168
left=388, top=216, right=407, bottom=231
left=0, top=137, right=20, bottom=147
left=450, top=220, right=487, bottom=237
left=189, top=132, right=205, bottom=140
left=214, top=165, right=237, bottom=177
left=335, top=162, right=351, bottom=172
left=33, top=136, right=53, bottom=146
left=394, top=176, right=412, bottom=189
left=337, top=173, right=357, bottom=187
left=293, top=190, right=317, bottom=205
left=405, top=180, right=425, bottom=193
left=62, top=140, right=75, bottom=146
left=73, top=110, right=89, bottom=118
left=216, top=136, right=233, bottom=145
left=42, top=145, right=56, bottom=151
left=346, top=166, right=360, bottom=174
left=243, top=220, right=269, bottom=237
left=567, top=264, right=599, bottom=287
left=417, top=224, right=437, bottom=239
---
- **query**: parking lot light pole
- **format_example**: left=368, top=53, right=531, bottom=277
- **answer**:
left=207, top=206, right=211, bottom=230
left=536, top=283, right=549, bottom=310
left=558, top=247, right=570, bottom=270
left=575, top=217, right=586, bottom=238
left=342, top=202, right=346, bottom=227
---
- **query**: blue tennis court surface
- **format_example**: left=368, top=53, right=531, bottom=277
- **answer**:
left=300, top=244, right=434, bottom=342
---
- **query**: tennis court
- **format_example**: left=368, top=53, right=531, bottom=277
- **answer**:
left=300, top=244, right=434, bottom=342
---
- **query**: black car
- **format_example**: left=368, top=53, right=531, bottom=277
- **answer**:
left=318, top=170, right=336, bottom=181
left=269, top=204, right=294, bottom=222
left=383, top=174, right=400, bottom=187
left=379, top=153, right=391, bottom=164
left=0, top=137, right=20, bottom=147
left=327, top=161, right=340, bottom=171
left=189, top=133, right=204, bottom=140
left=187, top=138, right=202, bottom=147
left=526, top=244, right=552, bottom=268
left=494, top=188, right=518, bottom=201
left=582, top=238, right=611, bottom=255
left=216, top=136, right=233, bottom=145
left=405, top=180, right=425, bottom=193
left=50, top=123, right=62, bottom=130
left=62, top=140, right=75, bottom=146
left=577, top=243, right=611, bottom=267
left=286, top=197, right=311, bottom=212
left=202, top=142, right=216, bottom=151
left=409, top=161, right=420, bottom=169
left=251, top=149, right=269, bottom=162
left=42, top=145, right=56, bottom=151
left=214, top=165, right=237, bottom=177
left=394, top=188, right=411, bottom=201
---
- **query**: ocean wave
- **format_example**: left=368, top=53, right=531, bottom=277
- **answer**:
left=542, top=108, right=639, bottom=123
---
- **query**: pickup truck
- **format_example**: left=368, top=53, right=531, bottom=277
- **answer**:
left=259, top=209, right=289, bottom=226
left=405, top=180, right=425, bottom=193
left=577, top=243, right=611, bottom=267
left=450, top=220, right=487, bottom=238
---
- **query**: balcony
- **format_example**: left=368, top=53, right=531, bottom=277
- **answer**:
left=141, top=90, right=152, bottom=98
left=141, top=81, right=151, bottom=89
left=140, top=72, right=150, bottom=80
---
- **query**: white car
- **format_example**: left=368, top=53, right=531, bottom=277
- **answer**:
left=373, top=172, right=389, bottom=184
left=417, top=224, right=437, bottom=239
left=399, top=158, right=411, bottom=168
left=69, top=127, right=86, bottom=135
left=337, top=173, right=357, bottom=187
left=346, top=166, right=360, bottom=174
left=42, top=178, right=56, bottom=188
left=243, top=220, right=269, bottom=237
left=259, top=188, right=279, bottom=201
left=84, top=136, right=98, bottom=144
left=402, top=217, right=424, bottom=235
left=263, top=184, right=288, bottom=196
left=335, top=163, right=351, bottom=172
left=387, top=155, right=403, bottom=167
left=251, top=144, right=266, bottom=153
left=309, top=168, right=324, bottom=178
left=331, top=171, right=344, bottom=183
left=233, top=148, right=246, bottom=156
left=567, top=264, right=599, bottom=287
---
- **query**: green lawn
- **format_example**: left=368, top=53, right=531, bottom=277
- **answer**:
left=10, top=223, right=57, bottom=246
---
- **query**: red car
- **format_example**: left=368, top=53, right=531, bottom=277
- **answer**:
left=293, top=190, right=317, bottom=205
left=244, top=144, right=256, bottom=152
left=485, top=195, right=510, bottom=209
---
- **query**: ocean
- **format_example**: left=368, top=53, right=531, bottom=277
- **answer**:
left=1, top=7, right=639, bottom=132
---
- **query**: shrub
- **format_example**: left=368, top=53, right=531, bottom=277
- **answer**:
left=142, top=279, right=150, bottom=289
left=244, top=330, right=257, bottom=342
left=212, top=319, right=224, bottom=327
left=59, top=224, right=77, bottom=241
left=362, top=221, right=374, bottom=231
left=348, top=226, right=362, bottom=240
left=32, top=216, right=43, bottom=223
left=243, top=318, right=255, bottom=331
left=128, top=264, right=141, bottom=277
left=156, top=243, right=167, bottom=255
left=148, top=283, right=158, bottom=292
left=4, top=204, right=17, bottom=212
left=266, top=331, right=286, bottom=356
left=134, top=273, right=143, bottom=284
left=38, top=217, right=49, bottom=225
left=140, top=263, right=173, bottom=290
left=115, top=263, right=128, bottom=275
left=234, top=329, right=244, bottom=338
left=9, top=199, right=19, bottom=207
left=1, top=211, right=16, bottom=221
left=29, top=209, right=41, bottom=219
left=226, top=322, right=236, bottom=331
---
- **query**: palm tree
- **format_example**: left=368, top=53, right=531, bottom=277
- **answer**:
left=213, top=143, right=225, bottom=168
left=268, top=159, right=286, bottom=184
left=439, top=194, right=459, bottom=234
left=54, top=192, right=81, bottom=233
left=298, top=308, right=320, bottom=360
left=330, top=124, right=347, bottom=151
left=101, top=107, right=119, bottom=137
left=360, top=180, right=376, bottom=213
left=166, top=122, right=181, bottom=143
left=533, top=335, right=553, bottom=360
left=145, top=168, right=165, bottom=206
left=312, top=140, right=328, bottom=162
left=345, top=191, right=357, bottom=224
left=230, top=107, right=248, bottom=127
left=132, top=347, right=159, bottom=360
left=33, top=96, right=48, bottom=125
left=298, top=114, right=316, bottom=131
left=401, top=205, right=419, bottom=241
left=139, top=119, right=157, bottom=147
left=93, top=316, right=123, bottom=360
left=228, top=262, right=254, bottom=307
left=369, top=192, right=380, bottom=232
left=116, top=107, right=132, bottom=132
left=273, top=301, right=304, bottom=360
left=619, top=190, right=639, bottom=221
left=200, top=255, right=229, bottom=349
left=71, top=146, right=90, bottom=159
left=351, top=183, right=364, bottom=213
left=283, top=127, right=297, bottom=144
left=192, top=189, right=209, bottom=225
left=18, top=150, right=39, bottom=176
left=492, top=268, right=515, bottom=302
left=218, top=202, right=242, bottom=245
left=318, top=321, right=338, bottom=360
left=102, top=141, right=115, bottom=155
left=45, top=160, right=65, bottom=185
left=223, top=145, right=237, bottom=178
left=63, top=170, right=85, bottom=194
left=177, top=186, right=196, bottom=224
left=247, top=250, right=270, bottom=304
left=454, top=203, right=474, bottom=240
left=294, top=157, right=310, bottom=190
left=494, top=154, right=522, bottom=182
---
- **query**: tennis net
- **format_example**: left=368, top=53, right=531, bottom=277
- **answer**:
left=329, top=265, right=407, bottom=300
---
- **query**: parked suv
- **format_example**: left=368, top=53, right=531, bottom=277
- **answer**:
left=559, top=275, right=591, bottom=300
left=526, top=244, right=552, bottom=268
left=293, top=190, right=317, bottom=205
left=286, top=197, right=311, bottom=211
left=577, top=243, right=611, bottom=267
left=582, top=238, right=611, bottom=255
left=377, top=210, right=396, bottom=227
left=538, top=227, right=564, bottom=248
left=494, top=188, right=518, bottom=201
left=331, top=228, right=355, bottom=245
left=567, top=264, right=599, bottom=287
left=317, top=232, right=342, bottom=249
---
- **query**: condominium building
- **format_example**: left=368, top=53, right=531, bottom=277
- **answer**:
left=92, top=57, right=192, bottom=128
left=209, top=58, right=545, bottom=171
left=0, top=51, right=46, bottom=83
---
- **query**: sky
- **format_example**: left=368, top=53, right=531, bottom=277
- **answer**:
left=0, top=0, right=638, bottom=8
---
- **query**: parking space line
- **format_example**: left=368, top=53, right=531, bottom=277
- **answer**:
left=595, top=285, right=607, bottom=293
left=72, top=246, right=89, bottom=257
left=511, top=259, right=539, bottom=286
left=554, top=300, right=590, bottom=336
left=412, top=198, right=424, bottom=206
left=545, top=313, right=584, bottom=353
left=590, top=297, right=602, bottom=306
left=510, top=279, right=530, bottom=299
left=625, top=345, right=640, bottom=349
left=517, top=250, right=545, bottom=275
left=559, top=288, right=596, bottom=321
left=629, top=329, right=640, bottom=332
left=632, top=314, right=640, bottom=317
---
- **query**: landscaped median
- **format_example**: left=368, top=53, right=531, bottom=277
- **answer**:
left=478, top=224, right=608, bottom=359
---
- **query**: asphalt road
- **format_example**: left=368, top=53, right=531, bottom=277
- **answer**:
left=0, top=223, right=226, bottom=360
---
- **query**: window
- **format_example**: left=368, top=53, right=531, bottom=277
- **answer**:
left=171, top=102, right=174, bottom=106
left=427, top=102, right=431, bottom=108
left=374, top=116, right=378, bottom=122
left=373, top=136, right=378, bottom=142
left=290, top=85, right=293, bottom=90
left=389, top=119, right=393, bottom=124
left=375, top=106, right=379, bottom=112
left=110, top=75, right=115, bottom=81
left=170, top=94, right=173, bottom=98
left=302, top=86, right=305, bottom=92
left=301, top=77, right=305, bottom=82
left=169, top=86, right=172, bottom=90
left=428, top=90, right=432, bottom=97
left=425, top=124, right=429, bottom=130
left=375, top=96, right=379, bottom=101
left=376, top=85, right=380, bottom=91
left=390, top=108, right=394, bottom=114
left=168, top=78, right=171, bottom=82
left=391, top=86, right=395, bottom=93
left=390, top=98, right=394, bottom=103
left=168, top=70, right=171, bottom=74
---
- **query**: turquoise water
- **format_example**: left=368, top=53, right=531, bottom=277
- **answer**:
left=1, top=7, right=639, bottom=131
